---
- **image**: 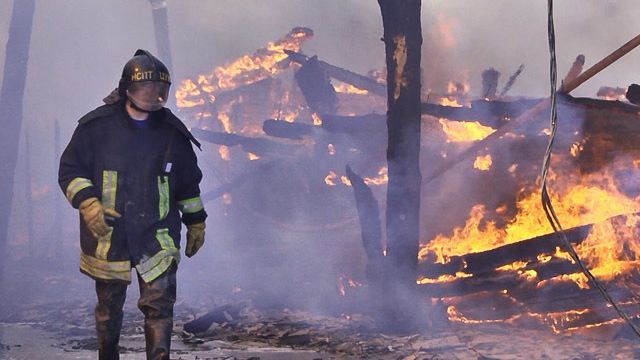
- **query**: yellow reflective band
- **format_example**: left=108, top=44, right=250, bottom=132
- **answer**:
left=66, top=177, right=93, bottom=203
left=158, top=176, right=169, bottom=220
left=178, top=197, right=204, bottom=214
left=136, top=228, right=180, bottom=283
left=102, top=170, right=117, bottom=210
left=95, top=228, right=113, bottom=260
left=139, top=256, right=174, bottom=283
left=80, top=252, right=131, bottom=283
left=135, top=249, right=180, bottom=283
left=98, top=170, right=118, bottom=259
left=155, top=228, right=175, bottom=250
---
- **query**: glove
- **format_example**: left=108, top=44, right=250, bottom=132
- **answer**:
left=79, top=197, right=122, bottom=237
left=185, top=222, right=205, bottom=258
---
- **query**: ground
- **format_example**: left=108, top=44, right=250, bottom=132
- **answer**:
left=2, top=298, right=640, bottom=359
left=2, top=259, right=640, bottom=359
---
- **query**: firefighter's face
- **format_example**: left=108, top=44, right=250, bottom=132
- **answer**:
left=126, top=81, right=170, bottom=112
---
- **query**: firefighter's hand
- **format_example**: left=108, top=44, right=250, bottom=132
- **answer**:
left=185, top=222, right=205, bottom=258
left=79, top=197, right=122, bottom=237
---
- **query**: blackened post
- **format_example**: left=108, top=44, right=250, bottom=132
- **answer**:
left=0, top=0, right=36, bottom=289
left=378, top=0, right=423, bottom=330
left=53, top=119, right=63, bottom=259
left=148, top=0, right=173, bottom=73
left=24, top=131, right=34, bottom=257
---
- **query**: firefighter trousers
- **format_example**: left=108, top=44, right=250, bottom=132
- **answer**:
left=95, top=262, right=177, bottom=360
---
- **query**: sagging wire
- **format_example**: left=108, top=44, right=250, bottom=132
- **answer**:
left=543, top=0, right=640, bottom=338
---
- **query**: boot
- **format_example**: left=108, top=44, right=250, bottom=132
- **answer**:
left=137, top=262, right=177, bottom=360
left=95, top=281, right=128, bottom=360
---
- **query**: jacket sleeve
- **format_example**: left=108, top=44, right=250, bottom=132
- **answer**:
left=58, top=125, right=98, bottom=209
left=174, top=136, right=207, bottom=225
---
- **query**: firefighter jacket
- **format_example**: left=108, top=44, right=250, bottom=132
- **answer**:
left=59, top=101, right=207, bottom=284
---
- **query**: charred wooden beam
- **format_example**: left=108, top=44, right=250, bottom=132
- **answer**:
left=419, top=218, right=595, bottom=278
left=191, top=128, right=299, bottom=157
left=345, top=164, right=386, bottom=316
left=294, top=55, right=338, bottom=114
left=262, top=119, right=315, bottom=140
left=562, top=55, right=584, bottom=86
left=184, top=304, right=244, bottom=335
left=448, top=287, right=638, bottom=327
left=498, top=64, right=525, bottom=98
left=320, top=113, right=386, bottom=134
left=285, top=50, right=387, bottom=97
left=345, top=165, right=384, bottom=265
left=421, top=98, right=540, bottom=128
left=419, top=271, right=523, bottom=298
left=418, top=263, right=635, bottom=300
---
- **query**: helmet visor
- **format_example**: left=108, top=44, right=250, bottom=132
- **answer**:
left=127, top=81, right=170, bottom=111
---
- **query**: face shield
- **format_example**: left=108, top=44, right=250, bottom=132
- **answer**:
left=126, top=81, right=170, bottom=112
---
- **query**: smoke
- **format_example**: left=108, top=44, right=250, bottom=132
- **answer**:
left=2, top=0, right=640, bottom=326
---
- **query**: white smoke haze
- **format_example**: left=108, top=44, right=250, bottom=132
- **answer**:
left=2, top=0, right=640, bottom=322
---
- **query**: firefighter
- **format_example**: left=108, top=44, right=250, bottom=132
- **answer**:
left=58, top=49, right=207, bottom=360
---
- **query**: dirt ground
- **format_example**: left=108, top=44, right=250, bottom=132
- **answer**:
left=2, top=260, right=640, bottom=359
left=2, top=297, right=640, bottom=360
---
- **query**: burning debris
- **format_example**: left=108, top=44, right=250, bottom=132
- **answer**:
left=170, top=25, right=640, bottom=339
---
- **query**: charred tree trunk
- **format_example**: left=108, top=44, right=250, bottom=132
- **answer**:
left=24, top=131, right=34, bottom=257
left=0, top=0, right=36, bottom=291
left=148, top=0, right=173, bottom=72
left=378, top=0, right=423, bottom=331
left=148, top=0, right=174, bottom=108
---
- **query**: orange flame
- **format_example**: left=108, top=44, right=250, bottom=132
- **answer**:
left=473, top=154, right=492, bottom=171
left=420, top=168, right=639, bottom=266
left=333, top=81, right=369, bottom=95
left=439, top=119, right=496, bottom=143
left=176, top=27, right=313, bottom=109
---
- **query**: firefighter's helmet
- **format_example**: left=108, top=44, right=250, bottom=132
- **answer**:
left=119, top=49, right=171, bottom=111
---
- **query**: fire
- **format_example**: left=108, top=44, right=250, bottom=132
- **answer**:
left=473, top=154, right=492, bottom=171
left=333, top=81, right=369, bottom=95
left=420, top=168, right=639, bottom=265
left=571, top=215, right=640, bottom=284
left=439, top=97, right=463, bottom=107
left=340, top=176, right=352, bottom=187
left=324, top=171, right=338, bottom=186
left=218, top=146, right=231, bottom=161
left=327, top=144, right=336, bottom=155
left=417, top=272, right=472, bottom=284
left=447, top=306, right=505, bottom=324
left=323, top=167, right=389, bottom=188
left=364, top=166, right=389, bottom=186
left=439, top=119, right=496, bottom=143
left=338, top=274, right=362, bottom=296
left=218, top=111, right=233, bottom=133
left=176, top=27, right=313, bottom=109
left=312, top=113, right=323, bottom=126
left=436, top=14, right=458, bottom=49
left=175, top=79, right=205, bottom=108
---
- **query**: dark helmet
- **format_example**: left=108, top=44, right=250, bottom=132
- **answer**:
left=118, top=49, right=171, bottom=111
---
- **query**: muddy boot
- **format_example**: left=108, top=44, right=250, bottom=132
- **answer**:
left=95, top=281, right=128, bottom=360
left=137, top=262, right=177, bottom=360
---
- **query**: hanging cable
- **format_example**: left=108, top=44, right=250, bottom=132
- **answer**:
left=543, top=0, right=640, bottom=338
